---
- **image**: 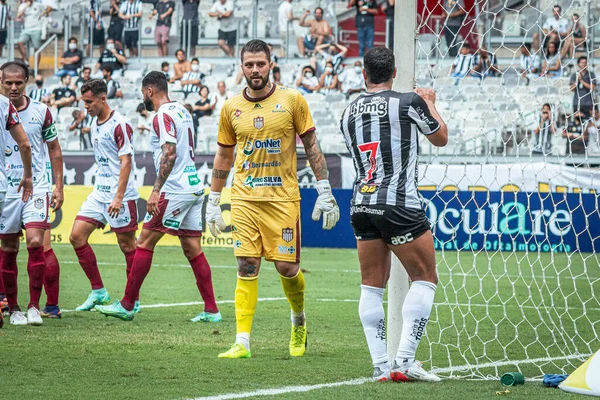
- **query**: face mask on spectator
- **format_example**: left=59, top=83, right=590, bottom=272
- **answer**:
left=191, top=64, right=199, bottom=72
left=69, top=43, right=77, bottom=51
left=325, top=67, right=333, bottom=74
left=106, top=43, right=115, bottom=51
left=35, top=80, right=43, bottom=86
left=354, top=66, right=362, bottom=74
left=305, top=72, right=313, bottom=79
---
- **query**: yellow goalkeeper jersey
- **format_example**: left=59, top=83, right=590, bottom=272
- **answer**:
left=217, top=84, right=315, bottom=202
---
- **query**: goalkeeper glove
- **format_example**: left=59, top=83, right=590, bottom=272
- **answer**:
left=206, top=191, right=226, bottom=237
left=312, top=180, right=340, bottom=230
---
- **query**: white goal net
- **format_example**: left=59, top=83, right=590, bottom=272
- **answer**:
left=393, top=0, right=600, bottom=379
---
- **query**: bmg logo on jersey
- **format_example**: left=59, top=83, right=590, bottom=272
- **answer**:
left=349, top=97, right=388, bottom=118
left=242, top=138, right=282, bottom=156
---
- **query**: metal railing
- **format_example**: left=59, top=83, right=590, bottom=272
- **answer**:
left=34, top=34, right=58, bottom=76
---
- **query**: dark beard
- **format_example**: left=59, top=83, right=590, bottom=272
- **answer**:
left=144, top=97, right=154, bottom=112
left=245, top=74, right=269, bottom=91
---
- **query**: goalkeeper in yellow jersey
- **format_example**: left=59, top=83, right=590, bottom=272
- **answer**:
left=208, top=39, right=340, bottom=359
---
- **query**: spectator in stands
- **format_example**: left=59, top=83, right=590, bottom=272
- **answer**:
left=272, top=66, right=282, bottom=86
left=297, top=7, right=330, bottom=57
left=541, top=41, right=561, bottom=78
left=519, top=43, right=541, bottom=80
left=51, top=75, right=77, bottom=110
left=471, top=45, right=500, bottom=79
left=383, top=0, right=394, bottom=50
left=533, top=4, right=569, bottom=52
left=170, top=49, right=191, bottom=82
left=561, top=13, right=587, bottom=60
left=16, top=0, right=52, bottom=67
left=181, top=58, right=204, bottom=98
left=0, top=0, right=11, bottom=58
left=103, top=67, right=123, bottom=99
left=212, top=81, right=234, bottom=115
left=136, top=102, right=153, bottom=135
left=278, top=0, right=297, bottom=58
left=119, top=0, right=143, bottom=57
left=268, top=43, right=279, bottom=66
left=563, top=110, right=591, bottom=155
left=150, top=0, right=175, bottom=57
left=570, top=56, right=596, bottom=119
left=28, top=74, right=51, bottom=104
left=319, top=61, right=339, bottom=95
left=161, top=61, right=171, bottom=80
left=296, top=65, right=319, bottom=95
left=56, top=37, right=84, bottom=77
left=312, top=42, right=347, bottom=76
left=94, top=38, right=127, bottom=78
left=76, top=67, right=92, bottom=90
left=108, top=0, right=124, bottom=48
left=349, top=0, right=377, bottom=57
left=181, top=0, right=199, bottom=56
left=449, top=42, right=472, bottom=79
left=532, top=103, right=555, bottom=155
left=441, top=0, right=466, bottom=58
left=193, top=86, right=213, bottom=118
left=88, top=0, right=105, bottom=57
left=69, top=109, right=92, bottom=150
left=209, top=0, right=236, bottom=58
left=339, top=61, right=365, bottom=97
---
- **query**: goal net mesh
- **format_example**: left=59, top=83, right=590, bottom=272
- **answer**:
left=409, top=0, right=600, bottom=379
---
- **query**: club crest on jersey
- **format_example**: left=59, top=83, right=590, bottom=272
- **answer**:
left=34, top=198, right=44, bottom=209
left=350, top=98, right=388, bottom=118
left=5, top=146, right=12, bottom=157
left=235, top=109, right=242, bottom=118
left=11, top=113, right=19, bottom=123
left=166, top=122, right=176, bottom=137
left=282, top=227, right=293, bottom=243
left=254, top=116, right=264, bottom=130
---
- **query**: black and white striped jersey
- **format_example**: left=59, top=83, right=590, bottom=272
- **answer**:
left=120, top=0, right=142, bottom=31
left=89, top=0, right=102, bottom=26
left=0, top=3, right=10, bottom=31
left=28, top=87, right=49, bottom=102
left=340, top=90, right=440, bottom=208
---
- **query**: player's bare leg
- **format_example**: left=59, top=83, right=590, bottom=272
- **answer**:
left=41, top=229, right=62, bottom=318
left=274, top=260, right=307, bottom=357
left=218, top=256, right=261, bottom=358
left=387, top=231, right=440, bottom=382
left=180, top=236, right=220, bottom=323
left=357, top=239, right=393, bottom=381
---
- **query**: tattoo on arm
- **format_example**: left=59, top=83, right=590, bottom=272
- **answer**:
left=212, top=169, right=230, bottom=180
left=301, top=131, right=329, bottom=181
left=153, top=143, right=176, bottom=193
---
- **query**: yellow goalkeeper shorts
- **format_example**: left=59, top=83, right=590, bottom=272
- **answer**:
left=230, top=200, right=301, bottom=263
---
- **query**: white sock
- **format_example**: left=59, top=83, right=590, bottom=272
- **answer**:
left=359, top=285, right=389, bottom=367
left=395, top=280, right=437, bottom=365
left=235, top=333, right=250, bottom=351
left=291, top=311, right=305, bottom=327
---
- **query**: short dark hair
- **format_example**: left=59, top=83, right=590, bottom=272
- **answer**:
left=573, top=13, right=580, bottom=19
left=523, top=42, right=531, bottom=50
left=191, top=57, right=199, bottom=63
left=61, top=74, right=71, bottom=83
left=161, top=61, right=169, bottom=68
left=302, top=65, right=316, bottom=75
left=142, top=71, right=168, bottom=93
left=69, top=37, right=77, bottom=43
left=81, top=79, right=107, bottom=96
left=136, top=103, right=145, bottom=113
left=272, top=66, right=280, bottom=74
left=82, top=66, right=91, bottom=73
left=462, top=42, right=470, bottom=49
left=0, top=61, right=29, bottom=81
left=554, top=4, right=561, bottom=12
left=102, top=65, right=113, bottom=74
left=241, top=39, right=270, bottom=63
left=578, top=55, right=588, bottom=64
left=542, top=103, right=551, bottom=110
left=175, top=48, right=185, bottom=56
left=364, top=46, right=394, bottom=85
left=315, top=6, right=323, bottom=13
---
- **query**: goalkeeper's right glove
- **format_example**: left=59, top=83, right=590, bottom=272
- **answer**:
left=206, top=191, right=226, bottom=237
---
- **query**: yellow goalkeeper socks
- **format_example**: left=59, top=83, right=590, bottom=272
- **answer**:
left=280, top=270, right=305, bottom=325
left=235, top=275, right=258, bottom=348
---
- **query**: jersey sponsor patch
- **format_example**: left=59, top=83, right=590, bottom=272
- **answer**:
left=349, top=98, right=388, bottom=118
left=242, top=175, right=283, bottom=188
left=242, top=138, right=281, bottom=156
left=253, top=116, right=264, bottom=130
left=282, top=227, right=293, bottom=243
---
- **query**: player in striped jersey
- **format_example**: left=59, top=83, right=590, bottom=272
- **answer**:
left=119, top=0, right=142, bottom=57
left=0, top=0, right=10, bottom=57
left=181, top=58, right=204, bottom=98
left=28, top=75, right=50, bottom=104
left=0, top=61, right=48, bottom=326
left=449, top=42, right=473, bottom=79
left=340, top=47, right=448, bottom=382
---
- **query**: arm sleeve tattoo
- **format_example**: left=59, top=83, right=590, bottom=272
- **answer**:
left=153, top=143, right=177, bottom=193
left=301, top=131, right=329, bottom=181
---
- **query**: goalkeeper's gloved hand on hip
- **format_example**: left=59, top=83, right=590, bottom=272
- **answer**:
left=206, top=191, right=226, bottom=237
left=312, top=180, right=340, bottom=230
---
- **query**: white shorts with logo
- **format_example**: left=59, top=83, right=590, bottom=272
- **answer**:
left=76, top=196, right=138, bottom=233
left=143, top=192, right=204, bottom=237
left=0, top=193, right=50, bottom=238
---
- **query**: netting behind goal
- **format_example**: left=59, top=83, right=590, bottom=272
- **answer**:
left=407, top=0, right=600, bottom=379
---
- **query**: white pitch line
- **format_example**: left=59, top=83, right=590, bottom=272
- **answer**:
left=185, top=378, right=372, bottom=400
left=58, top=260, right=599, bottom=281
left=185, top=353, right=591, bottom=400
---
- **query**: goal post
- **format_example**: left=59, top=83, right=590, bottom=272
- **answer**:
left=387, top=0, right=417, bottom=363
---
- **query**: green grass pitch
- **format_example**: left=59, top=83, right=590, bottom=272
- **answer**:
left=2, top=244, right=598, bottom=400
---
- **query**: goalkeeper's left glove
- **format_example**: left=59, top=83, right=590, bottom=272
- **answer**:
left=206, top=191, right=226, bottom=237
left=311, top=180, right=340, bottom=230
